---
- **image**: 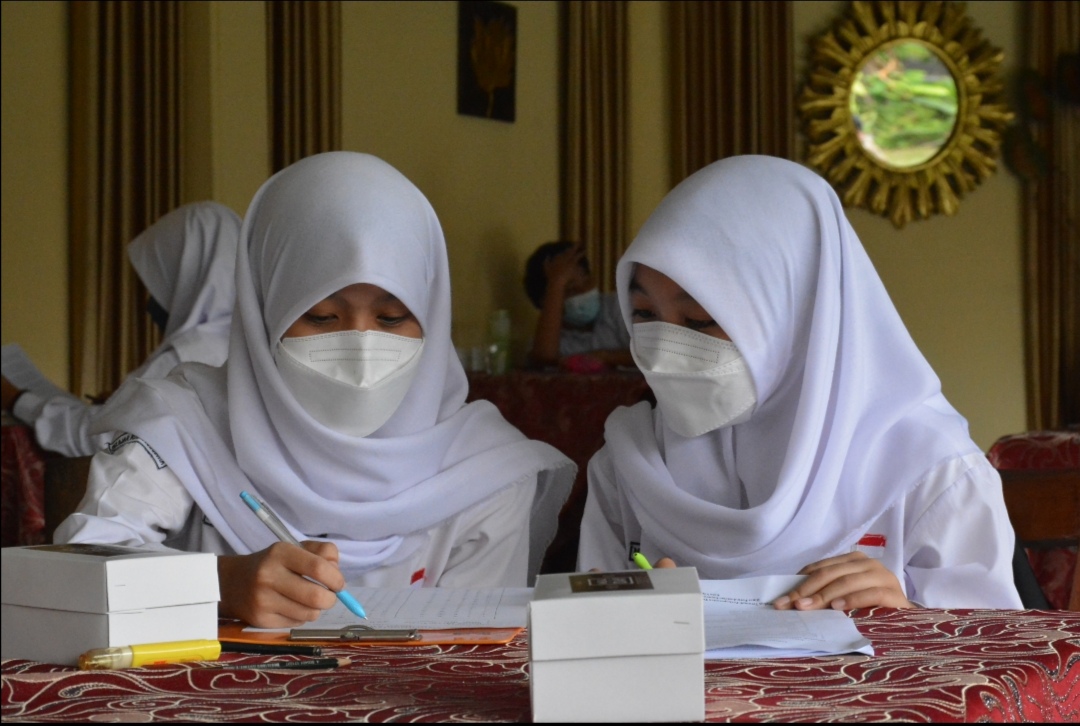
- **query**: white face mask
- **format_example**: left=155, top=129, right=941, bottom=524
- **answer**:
left=631, top=321, right=756, bottom=438
left=274, top=330, right=425, bottom=437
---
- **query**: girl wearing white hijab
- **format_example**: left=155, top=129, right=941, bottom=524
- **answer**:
left=57, top=152, right=574, bottom=628
left=578, top=156, right=1021, bottom=610
left=2, top=201, right=240, bottom=457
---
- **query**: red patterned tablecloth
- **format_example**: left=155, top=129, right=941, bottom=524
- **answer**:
left=1, top=424, right=46, bottom=547
left=3, top=608, right=1077, bottom=722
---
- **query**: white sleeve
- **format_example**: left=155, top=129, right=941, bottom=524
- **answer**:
left=577, top=445, right=635, bottom=572
left=903, top=453, right=1023, bottom=609
left=13, top=389, right=109, bottom=458
left=12, top=349, right=183, bottom=458
left=53, top=433, right=195, bottom=550
left=435, top=478, right=536, bottom=588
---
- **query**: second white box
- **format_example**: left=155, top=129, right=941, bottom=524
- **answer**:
left=529, top=567, right=704, bottom=722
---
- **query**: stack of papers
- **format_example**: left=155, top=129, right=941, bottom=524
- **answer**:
left=702, top=575, right=874, bottom=659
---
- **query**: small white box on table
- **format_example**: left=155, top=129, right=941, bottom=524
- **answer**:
left=1, top=543, right=219, bottom=666
left=528, top=567, right=704, bottom=722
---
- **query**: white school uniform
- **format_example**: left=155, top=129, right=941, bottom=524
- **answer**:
left=57, top=436, right=535, bottom=587
left=576, top=156, right=1021, bottom=609
left=12, top=350, right=179, bottom=458
left=581, top=439, right=1020, bottom=607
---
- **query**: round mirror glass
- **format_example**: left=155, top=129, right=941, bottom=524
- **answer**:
left=849, top=40, right=959, bottom=168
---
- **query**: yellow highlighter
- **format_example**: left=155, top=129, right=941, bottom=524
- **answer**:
left=632, top=552, right=654, bottom=570
left=79, top=639, right=222, bottom=670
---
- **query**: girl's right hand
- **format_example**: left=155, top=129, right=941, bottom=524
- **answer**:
left=655, top=557, right=677, bottom=568
left=217, top=541, right=344, bottom=628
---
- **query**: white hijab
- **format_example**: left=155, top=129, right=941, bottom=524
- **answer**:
left=600, top=155, right=979, bottom=578
left=99, top=152, right=573, bottom=579
left=127, top=201, right=241, bottom=371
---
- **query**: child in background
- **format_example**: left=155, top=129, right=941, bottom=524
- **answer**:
left=56, top=152, right=575, bottom=627
left=578, top=156, right=1021, bottom=611
left=1, top=202, right=241, bottom=457
left=523, top=241, right=632, bottom=370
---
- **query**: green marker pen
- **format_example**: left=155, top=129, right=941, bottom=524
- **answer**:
left=632, top=552, right=653, bottom=570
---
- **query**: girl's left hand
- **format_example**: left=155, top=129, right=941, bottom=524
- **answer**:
left=773, top=551, right=914, bottom=611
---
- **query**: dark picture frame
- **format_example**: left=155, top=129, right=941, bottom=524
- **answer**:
left=457, top=1, right=517, bottom=122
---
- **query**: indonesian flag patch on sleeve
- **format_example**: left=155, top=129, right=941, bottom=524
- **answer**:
left=855, top=533, right=887, bottom=558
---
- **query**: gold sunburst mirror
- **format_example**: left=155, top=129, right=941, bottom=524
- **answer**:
left=799, top=1, right=1013, bottom=228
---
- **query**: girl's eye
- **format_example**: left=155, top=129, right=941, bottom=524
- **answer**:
left=685, top=317, right=717, bottom=331
left=305, top=314, right=336, bottom=325
left=631, top=308, right=655, bottom=321
left=378, top=315, right=410, bottom=326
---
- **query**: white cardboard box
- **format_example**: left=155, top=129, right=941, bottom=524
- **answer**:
left=529, top=567, right=704, bottom=723
left=1, top=543, right=219, bottom=665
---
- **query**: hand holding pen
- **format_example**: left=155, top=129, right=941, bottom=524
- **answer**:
left=215, top=493, right=366, bottom=629
left=633, top=553, right=677, bottom=571
left=240, top=491, right=367, bottom=619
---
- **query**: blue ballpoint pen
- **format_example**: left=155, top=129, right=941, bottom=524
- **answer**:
left=239, top=490, right=367, bottom=619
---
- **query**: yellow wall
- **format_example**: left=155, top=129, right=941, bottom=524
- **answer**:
left=1, top=1, right=267, bottom=388
left=181, top=1, right=270, bottom=216
left=0, top=0, right=1026, bottom=448
left=627, top=1, right=673, bottom=236
left=204, top=1, right=271, bottom=216
left=1, top=1, right=69, bottom=387
left=340, top=1, right=561, bottom=355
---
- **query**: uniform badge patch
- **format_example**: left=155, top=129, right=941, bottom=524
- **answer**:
left=107, top=432, right=168, bottom=470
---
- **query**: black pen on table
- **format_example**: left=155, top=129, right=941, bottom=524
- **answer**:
left=222, top=657, right=350, bottom=671
left=220, top=642, right=322, bottom=657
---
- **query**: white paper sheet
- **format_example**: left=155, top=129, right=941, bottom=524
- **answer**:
left=247, top=587, right=533, bottom=632
left=1, top=343, right=79, bottom=403
left=701, top=576, right=874, bottom=659
left=245, top=576, right=873, bottom=660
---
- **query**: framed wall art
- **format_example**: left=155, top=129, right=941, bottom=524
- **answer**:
left=458, top=1, right=517, bottom=122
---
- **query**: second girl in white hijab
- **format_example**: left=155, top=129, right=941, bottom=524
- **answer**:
left=57, top=152, right=575, bottom=627
left=578, top=156, right=1021, bottom=611
left=2, top=201, right=240, bottom=457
